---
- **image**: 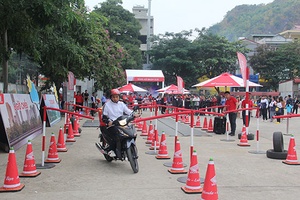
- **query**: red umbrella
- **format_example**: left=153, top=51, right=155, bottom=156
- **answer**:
left=118, top=83, right=147, bottom=93
left=156, top=84, right=190, bottom=94
left=192, top=73, right=262, bottom=87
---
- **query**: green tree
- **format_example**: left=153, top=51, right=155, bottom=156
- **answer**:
left=87, top=12, right=126, bottom=91
left=1, top=0, right=127, bottom=92
left=93, top=0, right=142, bottom=70
left=250, top=41, right=300, bottom=91
left=193, top=29, right=248, bottom=79
left=149, top=31, right=199, bottom=87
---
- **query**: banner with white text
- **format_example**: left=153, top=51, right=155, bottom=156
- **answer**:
left=0, top=94, right=42, bottom=152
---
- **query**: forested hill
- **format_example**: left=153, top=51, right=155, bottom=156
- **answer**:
left=207, top=0, right=300, bottom=41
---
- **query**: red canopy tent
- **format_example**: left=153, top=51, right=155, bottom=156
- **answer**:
left=156, top=84, right=190, bottom=94
left=192, top=72, right=262, bottom=88
left=118, top=83, right=147, bottom=93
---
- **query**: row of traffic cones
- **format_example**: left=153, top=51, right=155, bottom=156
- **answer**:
left=178, top=115, right=214, bottom=133
left=0, top=113, right=82, bottom=192
left=141, top=123, right=219, bottom=198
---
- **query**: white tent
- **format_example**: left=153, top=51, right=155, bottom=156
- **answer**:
left=125, top=69, right=165, bottom=88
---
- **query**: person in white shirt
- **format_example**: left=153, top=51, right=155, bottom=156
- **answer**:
left=260, top=96, right=269, bottom=121
left=102, top=89, right=139, bottom=157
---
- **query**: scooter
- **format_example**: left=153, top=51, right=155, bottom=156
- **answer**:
left=95, top=109, right=139, bottom=173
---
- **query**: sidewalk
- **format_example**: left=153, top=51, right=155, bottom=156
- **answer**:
left=0, top=110, right=299, bottom=200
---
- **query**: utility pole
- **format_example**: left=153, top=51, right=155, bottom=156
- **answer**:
left=146, top=0, right=151, bottom=65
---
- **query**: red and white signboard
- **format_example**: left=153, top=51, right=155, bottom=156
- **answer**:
left=0, top=94, right=42, bottom=152
left=125, top=69, right=165, bottom=82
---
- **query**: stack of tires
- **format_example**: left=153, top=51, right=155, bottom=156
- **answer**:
left=266, top=132, right=288, bottom=159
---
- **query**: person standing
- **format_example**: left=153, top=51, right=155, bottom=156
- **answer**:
left=292, top=97, right=299, bottom=114
left=275, top=97, right=283, bottom=124
left=84, top=90, right=89, bottom=107
left=91, top=92, right=97, bottom=116
left=75, top=91, right=83, bottom=111
left=269, top=96, right=277, bottom=122
left=223, top=91, right=238, bottom=136
left=260, top=96, right=269, bottom=121
left=241, top=95, right=253, bottom=126
left=192, top=95, right=200, bottom=110
left=101, top=94, right=107, bottom=106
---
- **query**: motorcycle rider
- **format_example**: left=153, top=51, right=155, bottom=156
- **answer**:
left=101, top=88, right=139, bottom=158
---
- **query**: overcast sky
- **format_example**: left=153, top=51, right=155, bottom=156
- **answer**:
left=85, top=0, right=274, bottom=35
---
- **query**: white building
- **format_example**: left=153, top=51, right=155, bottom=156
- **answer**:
left=132, top=5, right=154, bottom=69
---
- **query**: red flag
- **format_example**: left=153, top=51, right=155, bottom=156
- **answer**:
left=177, top=76, right=184, bottom=94
left=237, top=52, right=248, bottom=86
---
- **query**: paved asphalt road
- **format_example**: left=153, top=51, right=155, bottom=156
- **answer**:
left=1, top=110, right=300, bottom=200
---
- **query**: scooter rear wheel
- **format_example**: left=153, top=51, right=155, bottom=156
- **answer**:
left=126, top=144, right=139, bottom=173
left=104, top=154, right=113, bottom=162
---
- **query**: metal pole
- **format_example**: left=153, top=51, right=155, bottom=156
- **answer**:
left=146, top=0, right=151, bottom=65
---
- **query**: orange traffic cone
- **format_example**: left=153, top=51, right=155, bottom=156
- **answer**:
left=181, top=150, right=203, bottom=194
left=156, top=131, right=170, bottom=159
left=0, top=148, right=25, bottom=192
left=237, top=129, right=250, bottom=147
left=77, top=115, right=82, bottom=133
left=201, top=158, right=218, bottom=200
left=180, top=115, right=184, bottom=123
left=241, top=125, right=246, bottom=133
left=45, top=133, right=61, bottom=163
left=195, top=115, right=202, bottom=128
left=168, top=139, right=187, bottom=174
left=137, top=118, right=143, bottom=131
left=282, top=135, right=300, bottom=165
left=73, top=118, right=81, bottom=137
left=150, top=129, right=160, bottom=150
left=66, top=121, right=76, bottom=142
left=19, top=140, right=41, bottom=177
left=207, top=118, right=213, bottom=133
left=202, top=117, right=208, bottom=130
left=63, top=114, right=70, bottom=134
left=184, top=115, right=190, bottom=124
left=148, top=121, right=154, bottom=135
left=146, top=125, right=154, bottom=144
left=165, top=108, right=169, bottom=114
left=140, top=121, right=148, bottom=136
left=142, top=121, right=152, bottom=137
left=85, top=107, right=90, bottom=116
left=57, top=127, right=68, bottom=152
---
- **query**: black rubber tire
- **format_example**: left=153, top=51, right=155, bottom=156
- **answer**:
left=266, top=149, right=288, bottom=160
left=102, top=139, right=113, bottom=162
left=273, top=132, right=284, bottom=152
left=238, top=133, right=254, bottom=140
left=104, top=154, right=113, bottom=162
left=126, top=145, right=139, bottom=173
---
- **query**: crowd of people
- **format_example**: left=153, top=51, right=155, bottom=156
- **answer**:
left=73, top=89, right=299, bottom=120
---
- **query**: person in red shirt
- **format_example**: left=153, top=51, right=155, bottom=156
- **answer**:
left=75, top=91, right=83, bottom=111
left=127, top=93, right=134, bottom=106
left=223, top=91, right=238, bottom=136
left=241, top=95, right=253, bottom=126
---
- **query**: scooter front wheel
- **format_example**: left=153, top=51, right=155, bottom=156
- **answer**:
left=126, top=144, right=139, bottom=173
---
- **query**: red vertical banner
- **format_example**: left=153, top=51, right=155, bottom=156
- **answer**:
left=177, top=76, right=184, bottom=94
left=68, top=71, right=74, bottom=90
left=237, top=52, right=248, bottom=86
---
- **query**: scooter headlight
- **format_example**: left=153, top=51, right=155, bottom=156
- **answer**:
left=119, top=118, right=127, bottom=126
